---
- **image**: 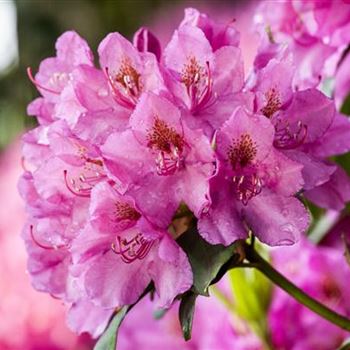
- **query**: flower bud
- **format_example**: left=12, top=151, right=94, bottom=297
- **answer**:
left=133, top=27, right=161, bottom=61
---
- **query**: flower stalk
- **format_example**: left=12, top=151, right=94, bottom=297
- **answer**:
left=244, top=243, right=350, bottom=332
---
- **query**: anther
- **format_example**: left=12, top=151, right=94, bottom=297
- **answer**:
left=181, top=58, right=214, bottom=114
left=147, top=117, right=185, bottom=176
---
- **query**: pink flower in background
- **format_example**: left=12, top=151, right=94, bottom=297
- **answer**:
left=269, top=239, right=350, bottom=350
left=335, top=53, right=350, bottom=109
left=118, top=290, right=262, bottom=350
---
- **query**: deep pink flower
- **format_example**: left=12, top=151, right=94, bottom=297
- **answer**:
left=101, top=92, right=216, bottom=226
left=198, top=107, right=308, bottom=246
left=163, top=22, right=244, bottom=132
left=249, top=45, right=350, bottom=210
left=98, top=32, right=165, bottom=110
left=71, top=181, right=192, bottom=309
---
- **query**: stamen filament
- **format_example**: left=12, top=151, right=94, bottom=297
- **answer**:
left=27, top=67, right=60, bottom=95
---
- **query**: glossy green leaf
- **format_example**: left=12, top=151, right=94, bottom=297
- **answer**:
left=177, top=226, right=242, bottom=295
left=179, top=292, right=197, bottom=341
left=94, top=306, right=129, bottom=350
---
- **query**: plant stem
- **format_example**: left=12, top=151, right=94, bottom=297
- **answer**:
left=244, top=244, right=350, bottom=332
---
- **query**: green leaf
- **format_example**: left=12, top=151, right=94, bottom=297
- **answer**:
left=94, top=306, right=129, bottom=350
left=177, top=226, right=242, bottom=295
left=341, top=93, right=350, bottom=116
left=179, top=292, right=197, bottom=341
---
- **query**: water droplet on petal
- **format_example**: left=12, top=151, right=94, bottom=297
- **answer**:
left=280, top=223, right=295, bottom=232
left=98, top=88, right=108, bottom=97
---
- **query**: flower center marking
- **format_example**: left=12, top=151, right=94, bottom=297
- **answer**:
left=260, top=88, right=282, bottom=118
left=147, top=117, right=185, bottom=176
left=227, top=134, right=262, bottom=205
left=228, top=134, right=257, bottom=170
left=114, top=201, right=141, bottom=222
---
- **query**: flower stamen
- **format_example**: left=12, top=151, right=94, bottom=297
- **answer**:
left=260, top=88, right=281, bottom=118
left=111, top=233, right=153, bottom=263
left=181, top=57, right=214, bottom=114
left=228, top=134, right=262, bottom=205
left=147, top=117, right=185, bottom=176
left=273, top=119, right=307, bottom=149
left=232, top=174, right=263, bottom=205
left=30, top=225, right=68, bottom=250
left=27, top=67, right=61, bottom=95
left=104, top=58, right=142, bottom=109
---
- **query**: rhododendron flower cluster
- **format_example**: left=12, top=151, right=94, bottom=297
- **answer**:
left=19, top=4, right=350, bottom=347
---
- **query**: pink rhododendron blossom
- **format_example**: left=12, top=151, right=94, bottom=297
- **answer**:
left=71, top=181, right=192, bottom=309
left=163, top=21, right=245, bottom=132
left=198, top=107, right=308, bottom=246
left=19, top=5, right=350, bottom=342
left=101, top=92, right=216, bottom=225
left=269, top=239, right=350, bottom=350
left=248, top=39, right=350, bottom=210
left=99, top=32, right=166, bottom=110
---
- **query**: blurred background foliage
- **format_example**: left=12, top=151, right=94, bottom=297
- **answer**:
left=0, top=0, right=246, bottom=151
